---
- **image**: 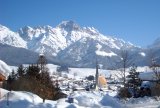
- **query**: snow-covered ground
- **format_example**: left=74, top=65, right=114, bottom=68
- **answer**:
left=125, top=97, right=160, bottom=108
left=0, top=88, right=117, bottom=108
left=1, top=88, right=160, bottom=108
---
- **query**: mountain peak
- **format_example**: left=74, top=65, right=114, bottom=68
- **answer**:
left=57, top=20, right=81, bottom=31
left=21, top=26, right=33, bottom=31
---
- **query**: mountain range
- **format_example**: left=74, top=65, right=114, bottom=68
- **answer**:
left=0, top=21, right=159, bottom=69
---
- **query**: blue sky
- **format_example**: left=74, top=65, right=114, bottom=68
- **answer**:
left=0, top=0, right=160, bottom=47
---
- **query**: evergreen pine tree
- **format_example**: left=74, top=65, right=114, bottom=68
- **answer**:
left=11, top=69, right=16, bottom=80
left=5, top=55, right=67, bottom=101
left=7, top=75, right=13, bottom=91
left=127, top=64, right=141, bottom=97
left=26, top=64, right=40, bottom=79
left=17, top=65, right=25, bottom=77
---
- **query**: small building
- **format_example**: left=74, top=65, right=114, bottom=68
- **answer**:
left=0, top=73, right=6, bottom=87
left=98, top=75, right=107, bottom=88
left=139, top=71, right=160, bottom=97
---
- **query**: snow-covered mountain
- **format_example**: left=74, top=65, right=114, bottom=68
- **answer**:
left=0, top=21, right=146, bottom=68
left=18, top=25, right=67, bottom=56
left=0, top=25, right=26, bottom=48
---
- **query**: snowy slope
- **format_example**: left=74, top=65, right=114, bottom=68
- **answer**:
left=57, top=36, right=125, bottom=68
left=0, top=25, right=26, bottom=48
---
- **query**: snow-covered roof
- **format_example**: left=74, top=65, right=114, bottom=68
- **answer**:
left=139, top=71, right=158, bottom=81
left=0, top=60, right=11, bottom=77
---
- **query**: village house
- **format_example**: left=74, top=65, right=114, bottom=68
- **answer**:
left=0, top=73, right=6, bottom=87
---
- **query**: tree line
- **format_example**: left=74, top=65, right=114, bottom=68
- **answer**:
left=3, top=55, right=66, bottom=102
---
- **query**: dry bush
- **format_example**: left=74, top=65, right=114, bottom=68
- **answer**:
left=118, top=87, right=132, bottom=98
left=151, top=84, right=160, bottom=96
